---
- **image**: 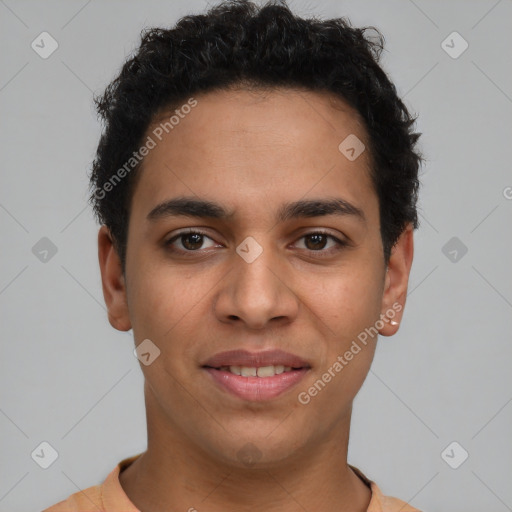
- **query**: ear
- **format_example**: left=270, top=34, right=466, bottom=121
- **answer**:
left=378, top=223, right=414, bottom=336
left=98, top=225, right=132, bottom=331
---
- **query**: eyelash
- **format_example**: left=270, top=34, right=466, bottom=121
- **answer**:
left=164, top=228, right=348, bottom=257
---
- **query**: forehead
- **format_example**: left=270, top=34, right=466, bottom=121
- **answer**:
left=130, top=87, right=377, bottom=225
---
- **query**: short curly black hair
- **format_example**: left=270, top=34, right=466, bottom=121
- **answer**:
left=89, top=0, right=422, bottom=269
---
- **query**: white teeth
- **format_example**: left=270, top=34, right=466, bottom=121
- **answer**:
left=229, top=365, right=241, bottom=375
left=223, top=364, right=296, bottom=377
left=257, top=365, right=275, bottom=377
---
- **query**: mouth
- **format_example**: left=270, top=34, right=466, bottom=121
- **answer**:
left=201, top=349, right=311, bottom=401
left=204, top=364, right=303, bottom=377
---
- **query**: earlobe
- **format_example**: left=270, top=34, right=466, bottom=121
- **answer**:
left=378, top=224, right=414, bottom=337
left=98, top=226, right=132, bottom=331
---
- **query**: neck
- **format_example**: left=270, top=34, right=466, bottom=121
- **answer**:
left=119, top=387, right=371, bottom=512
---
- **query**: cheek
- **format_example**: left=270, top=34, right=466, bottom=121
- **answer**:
left=309, top=264, right=384, bottom=337
left=126, top=266, right=188, bottom=340
left=126, top=263, right=220, bottom=367
left=297, top=272, right=381, bottom=417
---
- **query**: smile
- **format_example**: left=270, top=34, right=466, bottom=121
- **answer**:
left=203, top=365, right=310, bottom=401
left=217, top=364, right=295, bottom=376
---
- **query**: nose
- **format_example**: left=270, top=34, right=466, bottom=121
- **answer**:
left=213, top=238, right=299, bottom=330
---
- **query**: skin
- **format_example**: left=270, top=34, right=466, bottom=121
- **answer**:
left=98, top=87, right=414, bottom=512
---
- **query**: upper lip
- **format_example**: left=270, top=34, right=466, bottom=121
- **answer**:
left=202, top=349, right=311, bottom=369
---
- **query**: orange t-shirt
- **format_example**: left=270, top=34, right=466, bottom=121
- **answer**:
left=42, top=453, right=421, bottom=512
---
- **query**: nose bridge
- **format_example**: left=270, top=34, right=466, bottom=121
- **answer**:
left=215, top=233, right=298, bottom=328
left=234, top=234, right=281, bottom=302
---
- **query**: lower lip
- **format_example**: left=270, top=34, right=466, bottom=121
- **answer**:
left=203, top=367, right=309, bottom=401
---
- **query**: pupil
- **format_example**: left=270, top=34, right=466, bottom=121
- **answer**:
left=183, top=233, right=202, bottom=250
left=306, top=234, right=326, bottom=250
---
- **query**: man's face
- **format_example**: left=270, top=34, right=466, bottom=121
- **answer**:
left=100, top=88, right=411, bottom=468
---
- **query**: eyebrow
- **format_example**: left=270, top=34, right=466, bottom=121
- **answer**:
left=147, top=196, right=365, bottom=223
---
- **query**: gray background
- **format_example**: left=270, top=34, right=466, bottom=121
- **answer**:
left=1, top=1, right=511, bottom=511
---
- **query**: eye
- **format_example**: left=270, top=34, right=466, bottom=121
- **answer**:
left=164, top=229, right=218, bottom=252
left=294, top=231, right=348, bottom=255
left=164, top=229, right=348, bottom=256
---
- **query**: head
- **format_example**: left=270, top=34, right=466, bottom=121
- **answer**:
left=94, top=0, right=421, bottom=468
